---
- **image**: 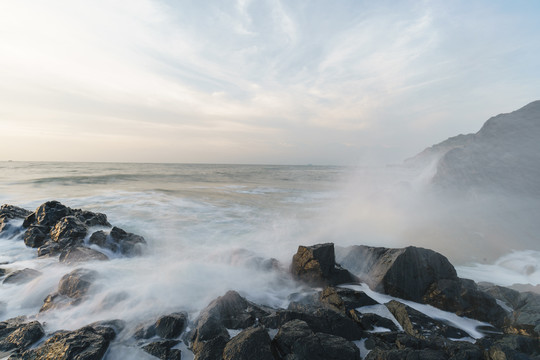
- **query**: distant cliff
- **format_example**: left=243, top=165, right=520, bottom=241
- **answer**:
left=408, top=100, right=540, bottom=196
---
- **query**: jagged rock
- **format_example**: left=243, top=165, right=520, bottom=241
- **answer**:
left=20, top=325, right=115, bottom=360
left=348, top=310, right=398, bottom=332
left=189, top=291, right=270, bottom=360
left=72, top=209, right=111, bottom=227
left=88, top=230, right=118, bottom=252
left=223, top=326, right=273, bottom=360
left=23, top=225, right=48, bottom=248
left=365, top=348, right=448, bottom=360
left=0, top=319, right=44, bottom=352
left=134, top=322, right=156, bottom=340
left=319, top=286, right=378, bottom=315
left=155, top=312, right=188, bottom=339
left=291, top=243, right=356, bottom=286
left=50, top=216, right=87, bottom=244
left=36, top=240, right=63, bottom=258
left=25, top=201, right=71, bottom=228
left=2, top=268, right=41, bottom=285
left=386, top=300, right=470, bottom=340
left=505, top=291, right=540, bottom=336
left=272, top=319, right=360, bottom=360
left=261, top=307, right=364, bottom=341
left=109, top=226, right=146, bottom=256
left=478, top=334, right=540, bottom=360
left=59, top=246, right=109, bottom=264
left=142, top=340, right=181, bottom=360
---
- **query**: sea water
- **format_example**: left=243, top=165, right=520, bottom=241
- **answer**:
left=0, top=161, right=538, bottom=358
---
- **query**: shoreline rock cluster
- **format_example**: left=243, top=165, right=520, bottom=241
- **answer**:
left=1, top=202, right=539, bottom=359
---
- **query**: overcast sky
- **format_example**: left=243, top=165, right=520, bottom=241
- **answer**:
left=1, top=0, right=539, bottom=165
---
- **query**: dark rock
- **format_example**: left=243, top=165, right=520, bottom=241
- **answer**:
left=36, top=240, right=63, bottom=258
left=506, top=291, right=540, bottom=336
left=478, top=334, right=540, bottom=360
left=109, top=226, right=147, bottom=256
left=23, top=225, right=49, bottom=248
left=50, top=215, right=87, bottom=245
left=88, top=320, right=125, bottom=337
left=20, top=325, right=114, bottom=360
left=261, top=307, right=364, bottom=341
left=59, top=246, right=109, bottom=264
left=155, top=312, right=188, bottom=339
left=319, top=286, right=378, bottom=315
left=29, top=201, right=71, bottom=228
left=72, top=209, right=111, bottom=227
left=272, top=319, right=360, bottom=360
left=423, top=278, right=507, bottom=327
left=386, top=300, right=470, bottom=340
left=223, top=326, right=273, bottom=360
left=479, top=283, right=523, bottom=309
left=290, top=243, right=356, bottom=286
left=337, top=245, right=458, bottom=302
left=189, top=291, right=270, bottom=360
left=2, top=268, right=41, bottom=285
left=134, top=322, right=156, bottom=340
left=40, top=293, right=75, bottom=313
left=88, top=230, right=118, bottom=252
left=365, top=348, right=447, bottom=360
left=349, top=311, right=398, bottom=332
left=0, top=320, right=44, bottom=352
left=142, top=340, right=181, bottom=360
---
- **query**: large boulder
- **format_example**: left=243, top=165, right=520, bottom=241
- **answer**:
left=155, top=312, right=188, bottom=339
left=49, top=216, right=87, bottom=245
left=272, top=319, right=360, bottom=360
left=20, top=324, right=115, bottom=360
left=291, top=243, right=356, bottom=286
left=142, top=340, right=181, bottom=360
left=319, top=286, right=378, bottom=315
left=24, top=201, right=71, bottom=228
left=337, top=245, right=506, bottom=326
left=222, top=326, right=274, bottom=360
left=109, top=226, right=147, bottom=256
left=0, top=204, right=31, bottom=235
left=72, top=209, right=111, bottom=227
left=41, top=268, right=98, bottom=312
left=23, top=225, right=49, bottom=248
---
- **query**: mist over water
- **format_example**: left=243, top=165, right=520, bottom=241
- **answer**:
left=0, top=161, right=538, bottom=357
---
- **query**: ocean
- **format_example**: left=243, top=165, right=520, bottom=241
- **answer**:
left=0, top=161, right=539, bottom=358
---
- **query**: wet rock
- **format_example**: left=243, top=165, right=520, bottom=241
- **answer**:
left=272, top=319, right=360, bottom=360
left=36, top=240, right=63, bottom=258
left=0, top=204, right=30, bottom=235
left=20, top=325, right=115, bottom=360
left=291, top=243, right=356, bottom=286
left=41, top=268, right=98, bottom=312
left=365, top=348, right=447, bottom=360
left=423, top=278, right=507, bottom=327
left=109, top=226, right=147, bottom=256
left=261, top=307, right=364, bottom=341
left=2, top=268, right=41, bottom=285
left=72, top=209, right=111, bottom=227
left=134, top=322, right=156, bottom=340
left=338, top=245, right=458, bottom=302
left=142, top=340, right=181, bottom=360
left=50, top=216, right=87, bottom=244
left=0, top=319, right=44, bottom=352
left=319, top=286, right=378, bottom=315
left=385, top=300, right=470, bottom=340
left=23, top=225, right=49, bottom=248
left=223, top=326, right=273, bottom=360
left=189, top=291, right=270, bottom=360
left=59, top=246, right=109, bottom=264
left=26, top=201, right=71, bottom=228
left=503, top=291, right=540, bottom=336
left=155, top=312, right=188, bottom=339
left=88, top=230, right=118, bottom=252
left=479, top=334, right=540, bottom=360
left=349, top=311, right=398, bottom=332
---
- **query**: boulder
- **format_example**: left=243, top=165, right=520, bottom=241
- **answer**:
left=0, top=204, right=30, bottom=235
left=23, top=225, right=49, bottom=248
left=59, top=246, right=109, bottom=264
left=155, top=312, right=188, bottom=339
left=36, top=240, right=63, bottom=258
left=142, top=340, right=181, bottom=360
left=72, top=209, right=111, bottom=227
left=109, top=226, right=147, bottom=256
left=20, top=325, right=115, bottom=360
left=88, top=230, right=118, bottom=252
left=348, top=311, right=398, bottom=332
left=2, top=268, right=41, bottom=285
left=25, top=201, right=71, bottom=228
left=49, top=216, right=87, bottom=244
left=291, top=243, right=356, bottom=286
left=272, top=319, right=360, bottom=360
left=41, top=268, right=98, bottom=312
left=222, top=326, right=273, bottom=360
left=0, top=319, right=44, bottom=352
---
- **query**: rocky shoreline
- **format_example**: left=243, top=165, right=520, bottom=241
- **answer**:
left=0, top=202, right=539, bottom=359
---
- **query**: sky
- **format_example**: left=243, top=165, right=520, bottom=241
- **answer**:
left=0, top=0, right=539, bottom=165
